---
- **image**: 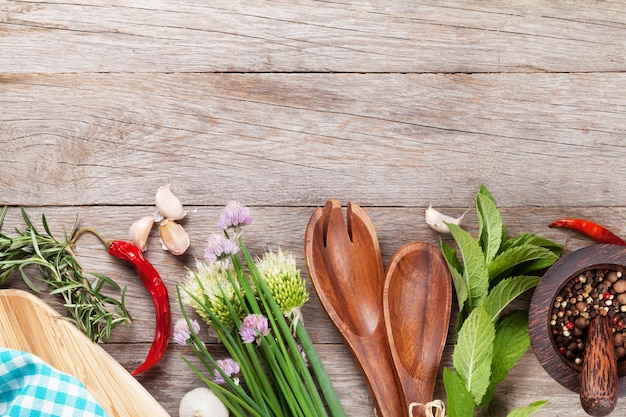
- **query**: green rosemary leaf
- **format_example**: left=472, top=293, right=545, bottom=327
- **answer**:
left=90, top=272, right=122, bottom=291
left=19, top=265, right=43, bottom=293
left=49, top=282, right=84, bottom=294
left=20, top=208, right=37, bottom=232
left=0, top=206, right=7, bottom=227
left=0, top=207, right=132, bottom=343
left=41, top=212, right=55, bottom=238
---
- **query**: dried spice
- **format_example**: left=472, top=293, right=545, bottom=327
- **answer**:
left=549, top=218, right=626, bottom=246
left=551, top=268, right=626, bottom=365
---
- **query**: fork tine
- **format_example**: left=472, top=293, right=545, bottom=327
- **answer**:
left=347, top=202, right=381, bottom=255
left=325, top=200, right=351, bottom=250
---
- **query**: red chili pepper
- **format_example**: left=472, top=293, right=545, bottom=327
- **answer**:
left=548, top=218, right=626, bottom=246
left=107, top=240, right=171, bottom=376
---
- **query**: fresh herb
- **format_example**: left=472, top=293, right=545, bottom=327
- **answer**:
left=441, top=185, right=562, bottom=417
left=178, top=201, right=346, bottom=417
left=0, top=206, right=132, bottom=343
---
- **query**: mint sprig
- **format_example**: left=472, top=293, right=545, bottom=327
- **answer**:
left=441, top=185, right=562, bottom=417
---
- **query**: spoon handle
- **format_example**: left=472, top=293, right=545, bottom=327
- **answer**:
left=580, top=314, right=618, bottom=417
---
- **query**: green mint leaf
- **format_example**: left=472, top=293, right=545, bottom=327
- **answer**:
left=482, top=276, right=540, bottom=322
left=501, top=233, right=563, bottom=256
left=505, top=400, right=548, bottom=417
left=441, top=240, right=468, bottom=313
left=440, top=239, right=464, bottom=274
left=509, top=256, right=560, bottom=278
left=481, top=311, right=531, bottom=407
left=488, top=244, right=559, bottom=283
left=452, top=306, right=495, bottom=406
left=477, top=185, right=505, bottom=263
left=447, top=223, right=489, bottom=314
left=443, top=368, right=475, bottom=417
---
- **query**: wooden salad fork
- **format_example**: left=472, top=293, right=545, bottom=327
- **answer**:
left=304, top=200, right=405, bottom=417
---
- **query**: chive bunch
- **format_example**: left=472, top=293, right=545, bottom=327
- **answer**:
left=178, top=201, right=346, bottom=417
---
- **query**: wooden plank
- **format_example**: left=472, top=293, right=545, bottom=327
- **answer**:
left=2, top=1, right=626, bottom=74
left=0, top=203, right=623, bottom=416
left=0, top=203, right=618, bottom=342
left=2, top=73, right=626, bottom=207
left=106, top=343, right=626, bottom=417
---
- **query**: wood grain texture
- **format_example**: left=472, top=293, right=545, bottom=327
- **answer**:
left=2, top=74, right=626, bottom=207
left=0, top=204, right=622, bottom=416
left=3, top=1, right=626, bottom=73
left=3, top=0, right=626, bottom=415
left=305, top=200, right=404, bottom=417
left=383, top=242, right=452, bottom=413
left=580, top=315, right=618, bottom=417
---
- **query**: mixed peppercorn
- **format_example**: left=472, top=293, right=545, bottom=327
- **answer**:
left=551, top=268, right=626, bottom=366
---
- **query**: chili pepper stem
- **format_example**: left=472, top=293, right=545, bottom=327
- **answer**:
left=71, top=226, right=112, bottom=248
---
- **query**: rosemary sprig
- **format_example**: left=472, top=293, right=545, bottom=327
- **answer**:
left=0, top=206, right=132, bottom=343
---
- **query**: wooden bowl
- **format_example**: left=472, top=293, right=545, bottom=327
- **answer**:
left=529, top=244, right=626, bottom=395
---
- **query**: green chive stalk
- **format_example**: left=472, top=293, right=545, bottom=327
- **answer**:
left=178, top=211, right=347, bottom=417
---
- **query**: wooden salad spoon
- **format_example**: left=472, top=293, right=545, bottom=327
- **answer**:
left=304, top=200, right=404, bottom=417
left=383, top=242, right=452, bottom=417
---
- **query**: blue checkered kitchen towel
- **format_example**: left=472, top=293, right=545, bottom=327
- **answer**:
left=0, top=348, right=109, bottom=417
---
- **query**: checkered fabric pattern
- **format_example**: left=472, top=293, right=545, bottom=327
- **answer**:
left=0, top=348, right=110, bottom=417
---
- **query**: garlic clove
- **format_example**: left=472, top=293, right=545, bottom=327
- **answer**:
left=179, top=387, right=228, bottom=417
left=425, top=205, right=468, bottom=234
left=159, top=219, right=190, bottom=255
left=129, top=215, right=155, bottom=251
left=155, top=184, right=186, bottom=220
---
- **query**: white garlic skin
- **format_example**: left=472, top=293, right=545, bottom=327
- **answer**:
left=129, top=216, right=155, bottom=251
left=159, top=219, right=190, bottom=255
left=425, top=205, right=467, bottom=234
left=155, top=184, right=186, bottom=220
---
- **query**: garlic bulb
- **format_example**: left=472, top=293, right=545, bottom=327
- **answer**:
left=159, top=219, right=190, bottom=255
left=155, top=184, right=186, bottom=220
left=129, top=216, right=155, bottom=251
left=179, top=387, right=228, bottom=417
left=425, top=205, right=468, bottom=234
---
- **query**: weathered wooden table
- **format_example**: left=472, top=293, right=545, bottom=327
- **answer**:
left=3, top=1, right=626, bottom=416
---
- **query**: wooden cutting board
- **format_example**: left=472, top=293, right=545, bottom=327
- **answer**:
left=0, top=289, right=170, bottom=417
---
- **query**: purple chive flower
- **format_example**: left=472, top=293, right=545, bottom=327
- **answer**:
left=213, top=358, right=240, bottom=385
left=204, top=233, right=240, bottom=262
left=239, top=314, right=270, bottom=346
left=217, top=201, right=253, bottom=231
left=298, top=343, right=309, bottom=367
left=172, top=318, right=201, bottom=346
